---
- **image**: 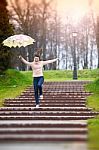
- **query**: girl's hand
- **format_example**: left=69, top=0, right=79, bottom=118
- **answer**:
left=19, top=55, right=22, bottom=59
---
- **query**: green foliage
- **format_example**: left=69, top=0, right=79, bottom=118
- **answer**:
left=43, top=70, right=72, bottom=80
left=88, top=118, right=99, bottom=150
left=78, top=69, right=99, bottom=79
left=87, top=94, right=99, bottom=111
left=0, top=69, right=32, bottom=87
left=85, top=78, right=99, bottom=111
left=0, top=86, right=28, bottom=107
left=0, top=69, right=32, bottom=106
left=85, top=78, right=99, bottom=149
left=20, top=69, right=99, bottom=81
left=0, top=69, right=98, bottom=88
left=0, top=0, right=14, bottom=73
left=43, top=69, right=99, bottom=80
left=85, top=77, right=99, bottom=113
left=86, top=78, right=99, bottom=94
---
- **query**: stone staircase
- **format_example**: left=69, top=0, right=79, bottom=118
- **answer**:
left=0, top=81, right=98, bottom=142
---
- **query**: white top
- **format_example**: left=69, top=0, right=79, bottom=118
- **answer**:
left=21, top=58, right=58, bottom=77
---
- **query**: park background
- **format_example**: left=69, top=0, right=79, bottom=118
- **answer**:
left=0, top=0, right=99, bottom=150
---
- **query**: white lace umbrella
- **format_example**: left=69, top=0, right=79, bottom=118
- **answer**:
left=3, top=34, right=35, bottom=48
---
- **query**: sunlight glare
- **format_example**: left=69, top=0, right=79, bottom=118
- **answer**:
left=70, top=7, right=87, bottom=24
left=56, top=0, right=89, bottom=24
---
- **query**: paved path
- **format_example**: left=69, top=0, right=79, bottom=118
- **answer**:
left=0, top=142, right=87, bottom=150
left=0, top=81, right=98, bottom=149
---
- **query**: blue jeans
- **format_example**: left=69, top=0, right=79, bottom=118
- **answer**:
left=33, top=76, right=44, bottom=105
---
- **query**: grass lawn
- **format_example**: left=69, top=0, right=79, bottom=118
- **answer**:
left=0, top=69, right=32, bottom=106
left=0, top=86, right=29, bottom=106
left=86, top=79, right=99, bottom=111
left=85, top=79, right=99, bottom=150
left=88, top=117, right=99, bottom=150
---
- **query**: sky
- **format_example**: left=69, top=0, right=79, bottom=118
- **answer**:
left=56, top=0, right=99, bottom=22
left=7, top=0, right=99, bottom=13
left=7, top=0, right=99, bottom=21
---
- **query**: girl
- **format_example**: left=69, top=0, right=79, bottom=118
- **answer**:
left=19, top=54, right=58, bottom=108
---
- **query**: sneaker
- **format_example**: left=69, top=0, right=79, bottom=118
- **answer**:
left=39, top=95, right=43, bottom=99
left=36, top=104, right=39, bottom=108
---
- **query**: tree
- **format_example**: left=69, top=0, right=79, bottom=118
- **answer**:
left=38, top=0, right=53, bottom=70
left=0, top=0, right=14, bottom=73
left=46, top=11, right=61, bottom=70
left=88, top=0, right=99, bottom=68
left=8, top=0, right=39, bottom=70
left=96, top=16, right=99, bottom=68
left=8, top=0, right=98, bottom=70
left=9, top=0, right=54, bottom=70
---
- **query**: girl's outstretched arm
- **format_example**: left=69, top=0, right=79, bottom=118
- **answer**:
left=19, top=55, right=32, bottom=66
left=42, top=58, right=58, bottom=65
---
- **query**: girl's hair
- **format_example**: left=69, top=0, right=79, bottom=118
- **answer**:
left=34, top=53, right=40, bottom=59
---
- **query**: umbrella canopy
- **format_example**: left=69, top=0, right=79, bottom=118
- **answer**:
left=3, top=34, right=35, bottom=48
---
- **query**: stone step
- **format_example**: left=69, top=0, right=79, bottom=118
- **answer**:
left=0, top=111, right=97, bottom=116
left=5, top=97, right=86, bottom=100
left=43, top=83, right=85, bottom=84
left=4, top=101, right=86, bottom=105
left=0, top=127, right=87, bottom=134
left=22, top=87, right=88, bottom=90
left=4, top=100, right=86, bottom=103
left=32, top=89, right=88, bottom=91
left=42, top=91, right=88, bottom=93
left=0, top=107, right=92, bottom=111
left=43, top=85, right=84, bottom=86
left=43, top=84, right=85, bottom=86
left=27, top=84, right=84, bottom=86
left=0, top=81, right=93, bottom=143
left=19, top=96, right=90, bottom=99
left=0, top=134, right=87, bottom=142
left=44, top=81, right=91, bottom=84
left=5, top=96, right=86, bottom=99
left=0, top=120, right=87, bottom=128
left=21, top=91, right=91, bottom=96
left=3, top=103, right=86, bottom=107
left=33, top=89, right=85, bottom=90
left=42, top=84, right=82, bottom=85
left=20, top=92, right=90, bottom=96
left=0, top=115, right=94, bottom=120
left=22, top=91, right=87, bottom=93
left=18, top=97, right=88, bottom=100
left=44, top=81, right=90, bottom=83
left=43, top=90, right=88, bottom=92
left=20, top=92, right=87, bottom=95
